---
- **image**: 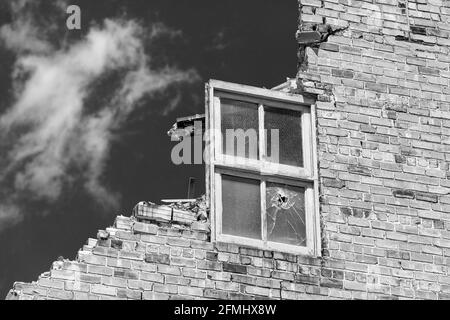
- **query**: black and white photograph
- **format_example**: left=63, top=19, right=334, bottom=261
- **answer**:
left=0, top=0, right=449, bottom=309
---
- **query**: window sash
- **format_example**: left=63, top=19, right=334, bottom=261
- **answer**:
left=214, top=94, right=314, bottom=180
left=214, top=169, right=316, bottom=256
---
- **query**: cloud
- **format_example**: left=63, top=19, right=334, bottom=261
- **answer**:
left=0, top=1, right=199, bottom=227
left=0, top=0, right=61, bottom=54
left=0, top=203, right=23, bottom=232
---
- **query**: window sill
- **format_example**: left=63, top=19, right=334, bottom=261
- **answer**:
left=213, top=234, right=321, bottom=258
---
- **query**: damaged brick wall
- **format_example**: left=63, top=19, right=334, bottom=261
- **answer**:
left=295, top=0, right=450, bottom=299
left=6, top=209, right=343, bottom=300
left=5, top=0, right=450, bottom=300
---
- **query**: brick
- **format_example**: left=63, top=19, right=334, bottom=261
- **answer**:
left=418, top=66, right=440, bottom=76
left=320, top=278, right=343, bottom=289
left=393, top=189, right=415, bottom=199
left=295, top=275, right=319, bottom=286
left=167, top=237, right=190, bottom=247
left=323, top=178, right=346, bottom=188
left=245, top=286, right=270, bottom=297
left=113, top=269, right=139, bottom=280
left=339, top=207, right=352, bottom=216
left=144, top=253, right=170, bottom=265
left=78, top=254, right=107, bottom=266
left=182, top=268, right=207, bottom=279
left=47, top=289, right=74, bottom=300
left=320, top=42, right=339, bottom=52
left=141, top=234, right=166, bottom=244
left=239, top=247, right=263, bottom=257
left=415, top=192, right=438, bottom=203
left=326, top=128, right=348, bottom=137
left=128, top=280, right=153, bottom=291
left=107, top=258, right=132, bottom=269
left=79, top=274, right=101, bottom=284
left=204, top=289, right=229, bottom=299
left=296, top=31, right=322, bottom=44
left=91, top=284, right=117, bottom=296
left=101, top=276, right=127, bottom=288
left=142, top=291, right=169, bottom=300
left=344, top=281, right=366, bottom=292
left=178, top=286, right=203, bottom=297
left=93, top=246, right=118, bottom=257
left=197, top=260, right=222, bottom=271
left=51, top=270, right=76, bottom=281
left=170, top=256, right=196, bottom=267
left=223, top=262, right=247, bottom=274
left=133, top=222, right=158, bottom=234
left=165, top=275, right=190, bottom=286
left=157, top=265, right=181, bottom=276
left=73, top=292, right=95, bottom=299
left=154, top=284, right=178, bottom=294
left=230, top=274, right=256, bottom=286
left=365, top=82, right=387, bottom=93
left=206, top=251, right=218, bottom=260
left=117, top=288, right=142, bottom=300
left=239, top=256, right=252, bottom=265
left=332, top=69, right=354, bottom=78
left=110, top=239, right=123, bottom=249
left=63, top=261, right=88, bottom=273
left=360, top=124, right=376, bottom=133
left=348, top=165, right=372, bottom=176
left=118, top=250, right=143, bottom=260
left=87, top=265, right=113, bottom=276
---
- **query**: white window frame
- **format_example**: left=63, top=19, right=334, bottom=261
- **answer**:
left=206, top=79, right=321, bottom=257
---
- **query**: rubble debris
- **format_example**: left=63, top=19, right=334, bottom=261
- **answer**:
left=166, top=195, right=208, bottom=222
left=167, top=114, right=205, bottom=141
left=97, top=230, right=110, bottom=240
left=51, top=256, right=65, bottom=270
left=132, top=198, right=206, bottom=225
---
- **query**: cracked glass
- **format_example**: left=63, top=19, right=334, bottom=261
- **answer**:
left=221, top=98, right=259, bottom=159
left=222, top=175, right=261, bottom=239
left=266, top=182, right=306, bottom=246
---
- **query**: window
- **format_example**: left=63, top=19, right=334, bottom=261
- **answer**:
left=206, top=80, right=320, bottom=256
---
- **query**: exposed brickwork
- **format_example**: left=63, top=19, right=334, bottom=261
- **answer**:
left=5, top=210, right=349, bottom=300
left=6, top=1, right=450, bottom=300
left=295, top=0, right=450, bottom=300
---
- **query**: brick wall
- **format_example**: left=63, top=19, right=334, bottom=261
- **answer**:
left=6, top=0, right=450, bottom=300
left=6, top=208, right=339, bottom=300
left=295, top=0, right=450, bottom=299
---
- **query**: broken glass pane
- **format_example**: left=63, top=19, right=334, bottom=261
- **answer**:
left=265, top=107, right=303, bottom=167
left=222, top=175, right=261, bottom=239
left=266, top=182, right=306, bottom=246
left=221, top=98, right=259, bottom=159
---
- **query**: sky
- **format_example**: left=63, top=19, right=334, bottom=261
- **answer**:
left=0, top=0, right=297, bottom=297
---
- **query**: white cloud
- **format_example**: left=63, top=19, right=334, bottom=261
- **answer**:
left=0, top=203, right=23, bottom=232
left=0, top=0, right=60, bottom=54
left=0, top=1, right=199, bottom=227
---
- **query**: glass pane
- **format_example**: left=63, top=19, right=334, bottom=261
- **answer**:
left=221, top=98, right=259, bottom=159
left=265, top=107, right=303, bottom=167
left=266, top=182, right=306, bottom=246
left=222, top=175, right=261, bottom=239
